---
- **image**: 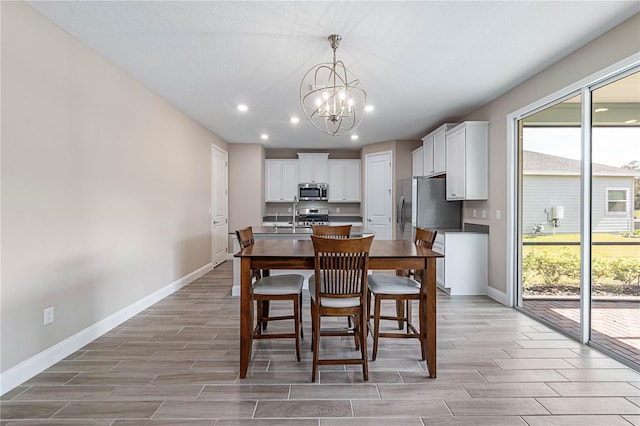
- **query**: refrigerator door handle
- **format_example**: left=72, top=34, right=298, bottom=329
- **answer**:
left=397, top=195, right=405, bottom=232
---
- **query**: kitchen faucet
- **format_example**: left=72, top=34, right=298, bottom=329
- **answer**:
left=292, top=196, right=298, bottom=231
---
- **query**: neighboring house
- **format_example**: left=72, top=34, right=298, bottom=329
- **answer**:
left=523, top=150, right=638, bottom=235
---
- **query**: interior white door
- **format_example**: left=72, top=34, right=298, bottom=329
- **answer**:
left=212, top=145, right=228, bottom=267
left=365, top=151, right=393, bottom=239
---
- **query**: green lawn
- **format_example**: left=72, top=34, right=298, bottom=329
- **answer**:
left=523, top=233, right=639, bottom=258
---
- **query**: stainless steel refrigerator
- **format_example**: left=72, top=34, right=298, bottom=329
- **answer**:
left=396, top=177, right=462, bottom=241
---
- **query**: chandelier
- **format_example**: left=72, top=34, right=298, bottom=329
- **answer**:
left=300, top=34, right=367, bottom=136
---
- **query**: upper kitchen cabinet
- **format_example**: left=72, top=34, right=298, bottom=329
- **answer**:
left=298, top=153, right=329, bottom=183
left=445, top=121, right=488, bottom=200
left=328, top=159, right=361, bottom=202
left=411, top=146, right=424, bottom=177
left=422, top=134, right=434, bottom=176
left=265, top=159, right=299, bottom=202
left=422, top=123, right=458, bottom=177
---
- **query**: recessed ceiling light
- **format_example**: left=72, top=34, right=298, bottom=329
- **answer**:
left=290, top=116, right=300, bottom=124
left=594, top=107, right=609, bottom=112
left=364, top=105, right=374, bottom=112
left=260, top=134, right=269, bottom=140
left=625, top=119, right=637, bottom=124
left=350, top=135, right=359, bottom=141
left=237, top=104, right=248, bottom=112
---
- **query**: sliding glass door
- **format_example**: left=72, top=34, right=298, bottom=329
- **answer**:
left=590, top=71, right=640, bottom=364
left=516, top=68, right=639, bottom=369
left=518, top=94, right=583, bottom=339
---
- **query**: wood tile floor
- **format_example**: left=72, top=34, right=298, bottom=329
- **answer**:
left=2, top=261, right=640, bottom=425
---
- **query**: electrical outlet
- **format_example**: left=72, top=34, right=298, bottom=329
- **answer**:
left=472, top=209, right=477, bottom=218
left=481, top=209, right=487, bottom=219
left=287, top=207, right=292, bottom=213
left=496, top=209, right=502, bottom=220
left=44, top=307, right=54, bottom=325
left=336, top=207, right=341, bottom=213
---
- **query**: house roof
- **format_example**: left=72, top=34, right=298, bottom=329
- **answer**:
left=523, top=151, right=639, bottom=177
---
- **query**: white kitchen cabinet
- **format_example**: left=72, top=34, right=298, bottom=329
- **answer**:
left=422, top=136, right=434, bottom=176
left=298, top=153, right=329, bottom=183
left=432, top=125, right=450, bottom=175
left=412, top=146, right=424, bottom=177
left=433, top=231, right=487, bottom=295
left=445, top=121, right=488, bottom=200
left=265, top=159, right=299, bottom=202
left=422, top=123, right=457, bottom=177
left=328, top=159, right=361, bottom=202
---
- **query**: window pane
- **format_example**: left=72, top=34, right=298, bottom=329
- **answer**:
left=519, top=94, right=582, bottom=339
left=591, top=70, right=640, bottom=367
left=608, top=190, right=626, bottom=201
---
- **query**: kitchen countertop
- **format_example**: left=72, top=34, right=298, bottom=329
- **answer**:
left=234, top=226, right=374, bottom=236
left=262, top=215, right=363, bottom=223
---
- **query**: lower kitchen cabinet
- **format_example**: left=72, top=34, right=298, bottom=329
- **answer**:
left=433, top=231, right=487, bottom=295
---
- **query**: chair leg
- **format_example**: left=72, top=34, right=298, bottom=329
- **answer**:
left=359, top=312, right=369, bottom=381
left=372, top=294, right=382, bottom=361
left=262, top=300, right=270, bottom=331
left=293, top=295, right=301, bottom=362
left=311, top=303, right=320, bottom=382
left=353, top=315, right=360, bottom=351
left=299, top=293, right=304, bottom=340
left=396, top=300, right=404, bottom=330
left=310, top=299, right=315, bottom=351
left=406, top=299, right=412, bottom=334
left=256, top=300, right=264, bottom=336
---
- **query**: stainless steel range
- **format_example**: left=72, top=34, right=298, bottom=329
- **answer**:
left=297, top=208, right=329, bottom=226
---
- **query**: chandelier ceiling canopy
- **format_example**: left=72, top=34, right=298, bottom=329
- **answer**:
left=300, top=34, right=367, bottom=137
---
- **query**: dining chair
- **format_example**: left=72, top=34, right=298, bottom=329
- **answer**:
left=236, top=227, right=305, bottom=361
left=312, top=224, right=356, bottom=341
left=311, top=224, right=352, bottom=238
left=366, top=227, right=437, bottom=361
left=309, top=234, right=374, bottom=382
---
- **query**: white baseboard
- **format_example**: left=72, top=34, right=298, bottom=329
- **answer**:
left=486, top=284, right=511, bottom=307
left=0, top=262, right=213, bottom=395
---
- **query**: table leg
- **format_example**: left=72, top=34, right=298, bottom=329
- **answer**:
left=240, top=257, right=253, bottom=378
left=425, top=258, right=437, bottom=378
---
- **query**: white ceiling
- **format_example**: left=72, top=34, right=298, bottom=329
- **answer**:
left=27, top=1, right=639, bottom=149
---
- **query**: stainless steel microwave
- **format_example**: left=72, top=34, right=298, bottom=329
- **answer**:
left=298, top=183, right=328, bottom=201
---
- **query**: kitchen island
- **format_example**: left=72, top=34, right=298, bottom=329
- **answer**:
left=230, top=226, right=373, bottom=296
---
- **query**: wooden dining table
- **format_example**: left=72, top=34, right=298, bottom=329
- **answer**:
left=234, top=238, right=443, bottom=378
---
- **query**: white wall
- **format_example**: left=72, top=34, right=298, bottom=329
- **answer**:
left=461, top=13, right=640, bottom=296
left=0, top=1, right=228, bottom=386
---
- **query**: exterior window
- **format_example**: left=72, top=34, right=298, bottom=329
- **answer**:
left=606, top=188, right=628, bottom=214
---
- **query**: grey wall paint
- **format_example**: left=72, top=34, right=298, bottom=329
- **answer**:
left=1, top=2, right=227, bottom=372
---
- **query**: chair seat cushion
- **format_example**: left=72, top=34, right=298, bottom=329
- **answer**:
left=253, top=274, right=304, bottom=295
left=368, top=274, right=420, bottom=295
left=309, top=274, right=361, bottom=308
